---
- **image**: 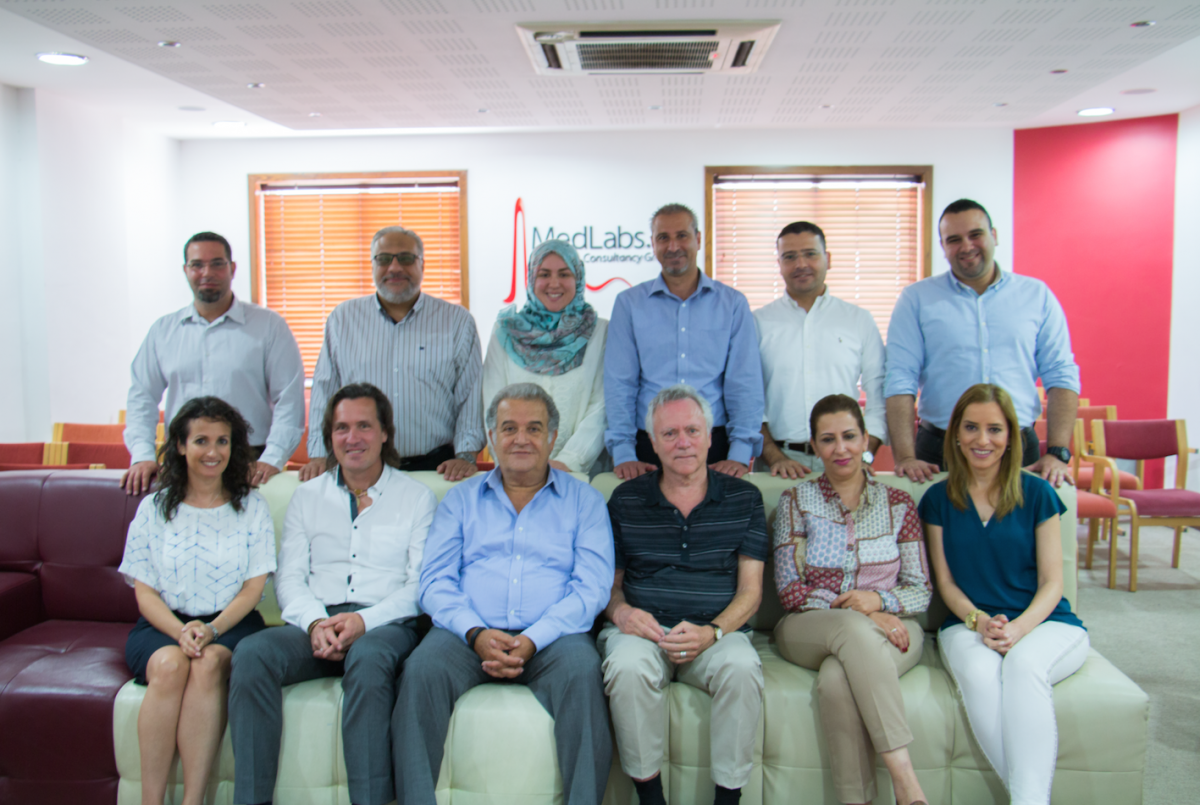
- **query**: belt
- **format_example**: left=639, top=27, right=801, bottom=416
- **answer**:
left=778, top=440, right=816, bottom=455
left=918, top=421, right=946, bottom=440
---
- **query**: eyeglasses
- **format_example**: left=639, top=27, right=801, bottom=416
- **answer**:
left=185, top=259, right=230, bottom=271
left=373, top=252, right=421, bottom=267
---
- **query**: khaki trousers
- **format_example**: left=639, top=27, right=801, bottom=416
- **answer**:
left=597, top=622, right=764, bottom=789
left=774, top=609, right=924, bottom=804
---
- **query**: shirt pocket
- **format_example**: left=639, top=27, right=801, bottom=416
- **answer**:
left=368, top=525, right=410, bottom=575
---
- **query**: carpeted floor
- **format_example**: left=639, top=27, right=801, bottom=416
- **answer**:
left=1074, top=522, right=1200, bottom=804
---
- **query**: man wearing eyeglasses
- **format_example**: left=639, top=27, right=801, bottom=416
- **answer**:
left=122, top=231, right=305, bottom=493
left=300, top=225, right=484, bottom=483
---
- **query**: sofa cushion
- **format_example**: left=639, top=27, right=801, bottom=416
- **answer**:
left=0, top=572, right=42, bottom=644
left=37, top=471, right=142, bottom=623
left=0, top=620, right=132, bottom=791
left=0, top=472, right=45, bottom=574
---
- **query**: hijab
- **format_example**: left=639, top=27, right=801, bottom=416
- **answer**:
left=495, top=239, right=597, bottom=376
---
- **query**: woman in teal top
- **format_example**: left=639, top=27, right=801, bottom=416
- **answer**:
left=919, top=384, right=1088, bottom=805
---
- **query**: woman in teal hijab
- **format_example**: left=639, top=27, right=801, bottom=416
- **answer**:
left=483, top=239, right=608, bottom=473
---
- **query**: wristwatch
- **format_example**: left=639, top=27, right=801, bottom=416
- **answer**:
left=862, top=450, right=875, bottom=465
left=208, top=622, right=221, bottom=640
left=1046, top=446, right=1072, bottom=464
left=455, top=452, right=478, bottom=463
left=708, top=622, right=724, bottom=641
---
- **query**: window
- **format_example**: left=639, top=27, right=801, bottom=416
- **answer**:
left=250, top=171, right=468, bottom=377
left=705, top=166, right=931, bottom=338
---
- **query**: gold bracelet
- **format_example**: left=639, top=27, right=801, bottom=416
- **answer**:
left=965, top=609, right=985, bottom=632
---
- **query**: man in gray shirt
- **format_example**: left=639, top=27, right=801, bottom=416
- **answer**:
left=300, top=225, right=485, bottom=482
left=122, top=231, right=305, bottom=493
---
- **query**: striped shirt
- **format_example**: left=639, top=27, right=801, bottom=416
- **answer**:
left=308, top=293, right=485, bottom=459
left=608, top=469, right=769, bottom=631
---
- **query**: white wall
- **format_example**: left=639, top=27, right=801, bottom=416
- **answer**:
left=1168, top=104, right=1200, bottom=491
left=0, top=85, right=29, bottom=442
left=177, top=127, right=1014, bottom=343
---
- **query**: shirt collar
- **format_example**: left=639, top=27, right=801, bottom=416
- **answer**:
left=782, top=288, right=829, bottom=312
left=482, top=465, right=564, bottom=500
left=373, top=290, right=425, bottom=322
left=649, top=269, right=713, bottom=300
left=336, top=463, right=394, bottom=495
left=815, top=470, right=876, bottom=511
left=644, top=467, right=725, bottom=509
left=179, top=295, right=244, bottom=325
left=946, top=263, right=1008, bottom=295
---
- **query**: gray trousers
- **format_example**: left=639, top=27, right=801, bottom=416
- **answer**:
left=229, top=606, right=419, bottom=805
left=393, top=627, right=612, bottom=805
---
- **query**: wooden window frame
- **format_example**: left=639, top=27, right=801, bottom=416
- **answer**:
left=703, top=164, right=934, bottom=281
left=247, top=169, right=470, bottom=309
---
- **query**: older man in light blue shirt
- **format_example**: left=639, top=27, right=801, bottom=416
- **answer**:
left=393, top=383, right=615, bottom=805
left=604, top=203, right=764, bottom=481
left=885, top=199, right=1080, bottom=486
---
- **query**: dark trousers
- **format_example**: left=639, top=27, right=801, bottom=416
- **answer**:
left=916, top=423, right=1040, bottom=469
left=635, top=425, right=730, bottom=467
left=393, top=627, right=612, bottom=805
left=400, top=443, right=456, bottom=472
left=229, top=608, right=420, bottom=805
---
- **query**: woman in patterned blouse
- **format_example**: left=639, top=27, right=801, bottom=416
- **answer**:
left=118, top=397, right=276, bottom=805
left=773, top=394, right=932, bottom=805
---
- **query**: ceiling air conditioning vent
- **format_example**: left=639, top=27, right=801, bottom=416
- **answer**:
left=517, top=21, right=780, bottom=75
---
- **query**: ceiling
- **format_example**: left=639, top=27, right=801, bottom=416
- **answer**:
left=2, top=0, right=1200, bottom=138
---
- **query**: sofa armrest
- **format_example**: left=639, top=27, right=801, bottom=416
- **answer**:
left=0, top=571, right=44, bottom=643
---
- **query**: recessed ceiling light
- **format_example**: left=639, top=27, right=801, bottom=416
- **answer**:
left=309, top=112, right=322, bottom=117
left=1121, top=88, right=1156, bottom=95
left=1050, top=69, right=1069, bottom=74
left=648, top=104, right=662, bottom=110
left=212, top=121, right=246, bottom=129
left=478, top=108, right=488, bottom=113
left=819, top=104, right=833, bottom=109
left=1130, top=21, right=1156, bottom=28
left=247, top=82, right=265, bottom=89
left=1078, top=107, right=1115, bottom=117
left=178, top=106, right=205, bottom=112
left=36, top=52, right=88, bottom=66
left=994, top=102, right=1009, bottom=107
left=158, top=41, right=181, bottom=48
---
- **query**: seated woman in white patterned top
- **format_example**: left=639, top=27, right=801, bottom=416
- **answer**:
left=772, top=393, right=932, bottom=805
left=483, top=239, right=607, bottom=473
left=118, top=396, right=276, bottom=805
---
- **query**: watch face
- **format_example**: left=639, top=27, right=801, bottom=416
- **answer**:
left=862, top=450, right=875, bottom=465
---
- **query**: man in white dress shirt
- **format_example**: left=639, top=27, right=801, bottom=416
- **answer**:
left=753, top=221, right=887, bottom=477
left=229, top=382, right=437, bottom=805
left=122, top=231, right=305, bottom=494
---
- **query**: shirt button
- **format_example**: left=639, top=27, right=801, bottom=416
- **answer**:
left=518, top=527, right=523, bottom=531
left=352, top=554, right=356, bottom=558
left=516, top=554, right=521, bottom=560
left=682, top=543, right=688, bottom=548
left=681, top=327, right=686, bottom=332
left=683, top=526, right=689, bottom=531
left=681, top=353, right=685, bottom=358
left=513, top=578, right=518, bottom=583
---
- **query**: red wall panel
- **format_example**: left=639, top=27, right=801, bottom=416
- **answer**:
left=1014, top=114, right=1177, bottom=487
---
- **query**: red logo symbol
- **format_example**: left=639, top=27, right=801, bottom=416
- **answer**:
left=506, top=197, right=632, bottom=304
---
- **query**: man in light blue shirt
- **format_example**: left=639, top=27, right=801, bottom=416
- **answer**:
left=604, top=203, right=764, bottom=481
left=393, top=383, right=615, bottom=805
left=885, top=199, right=1080, bottom=486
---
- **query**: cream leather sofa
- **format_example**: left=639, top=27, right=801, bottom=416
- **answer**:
left=113, top=471, right=1148, bottom=804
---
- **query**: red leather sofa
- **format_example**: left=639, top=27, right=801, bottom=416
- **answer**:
left=0, top=470, right=142, bottom=805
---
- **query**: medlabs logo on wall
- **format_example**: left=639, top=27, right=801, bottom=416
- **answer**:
left=505, top=197, right=650, bottom=304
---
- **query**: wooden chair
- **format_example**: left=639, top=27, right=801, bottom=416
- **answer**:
left=1034, top=421, right=1120, bottom=577
left=1093, top=419, right=1200, bottom=591
left=287, top=429, right=310, bottom=471
left=0, top=443, right=49, bottom=464
left=49, top=442, right=132, bottom=470
left=1074, top=405, right=1140, bottom=493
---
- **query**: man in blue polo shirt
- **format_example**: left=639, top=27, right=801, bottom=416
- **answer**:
left=600, top=384, right=768, bottom=805
left=604, top=203, right=764, bottom=481
left=884, top=198, right=1080, bottom=486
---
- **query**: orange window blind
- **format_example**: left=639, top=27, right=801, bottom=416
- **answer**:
left=711, top=175, right=924, bottom=339
left=254, top=176, right=464, bottom=377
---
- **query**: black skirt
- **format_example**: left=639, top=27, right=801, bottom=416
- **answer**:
left=125, top=608, right=267, bottom=685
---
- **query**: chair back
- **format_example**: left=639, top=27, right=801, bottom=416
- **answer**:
left=63, top=442, right=132, bottom=469
left=0, top=443, right=47, bottom=464
left=53, top=423, right=126, bottom=444
left=1077, top=405, right=1117, bottom=453
left=1094, top=419, right=1181, bottom=461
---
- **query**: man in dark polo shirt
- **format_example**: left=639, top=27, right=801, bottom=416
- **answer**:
left=599, top=384, right=768, bottom=805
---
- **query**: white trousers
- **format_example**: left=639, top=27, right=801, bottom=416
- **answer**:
left=939, top=621, right=1089, bottom=805
left=597, top=623, right=764, bottom=789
